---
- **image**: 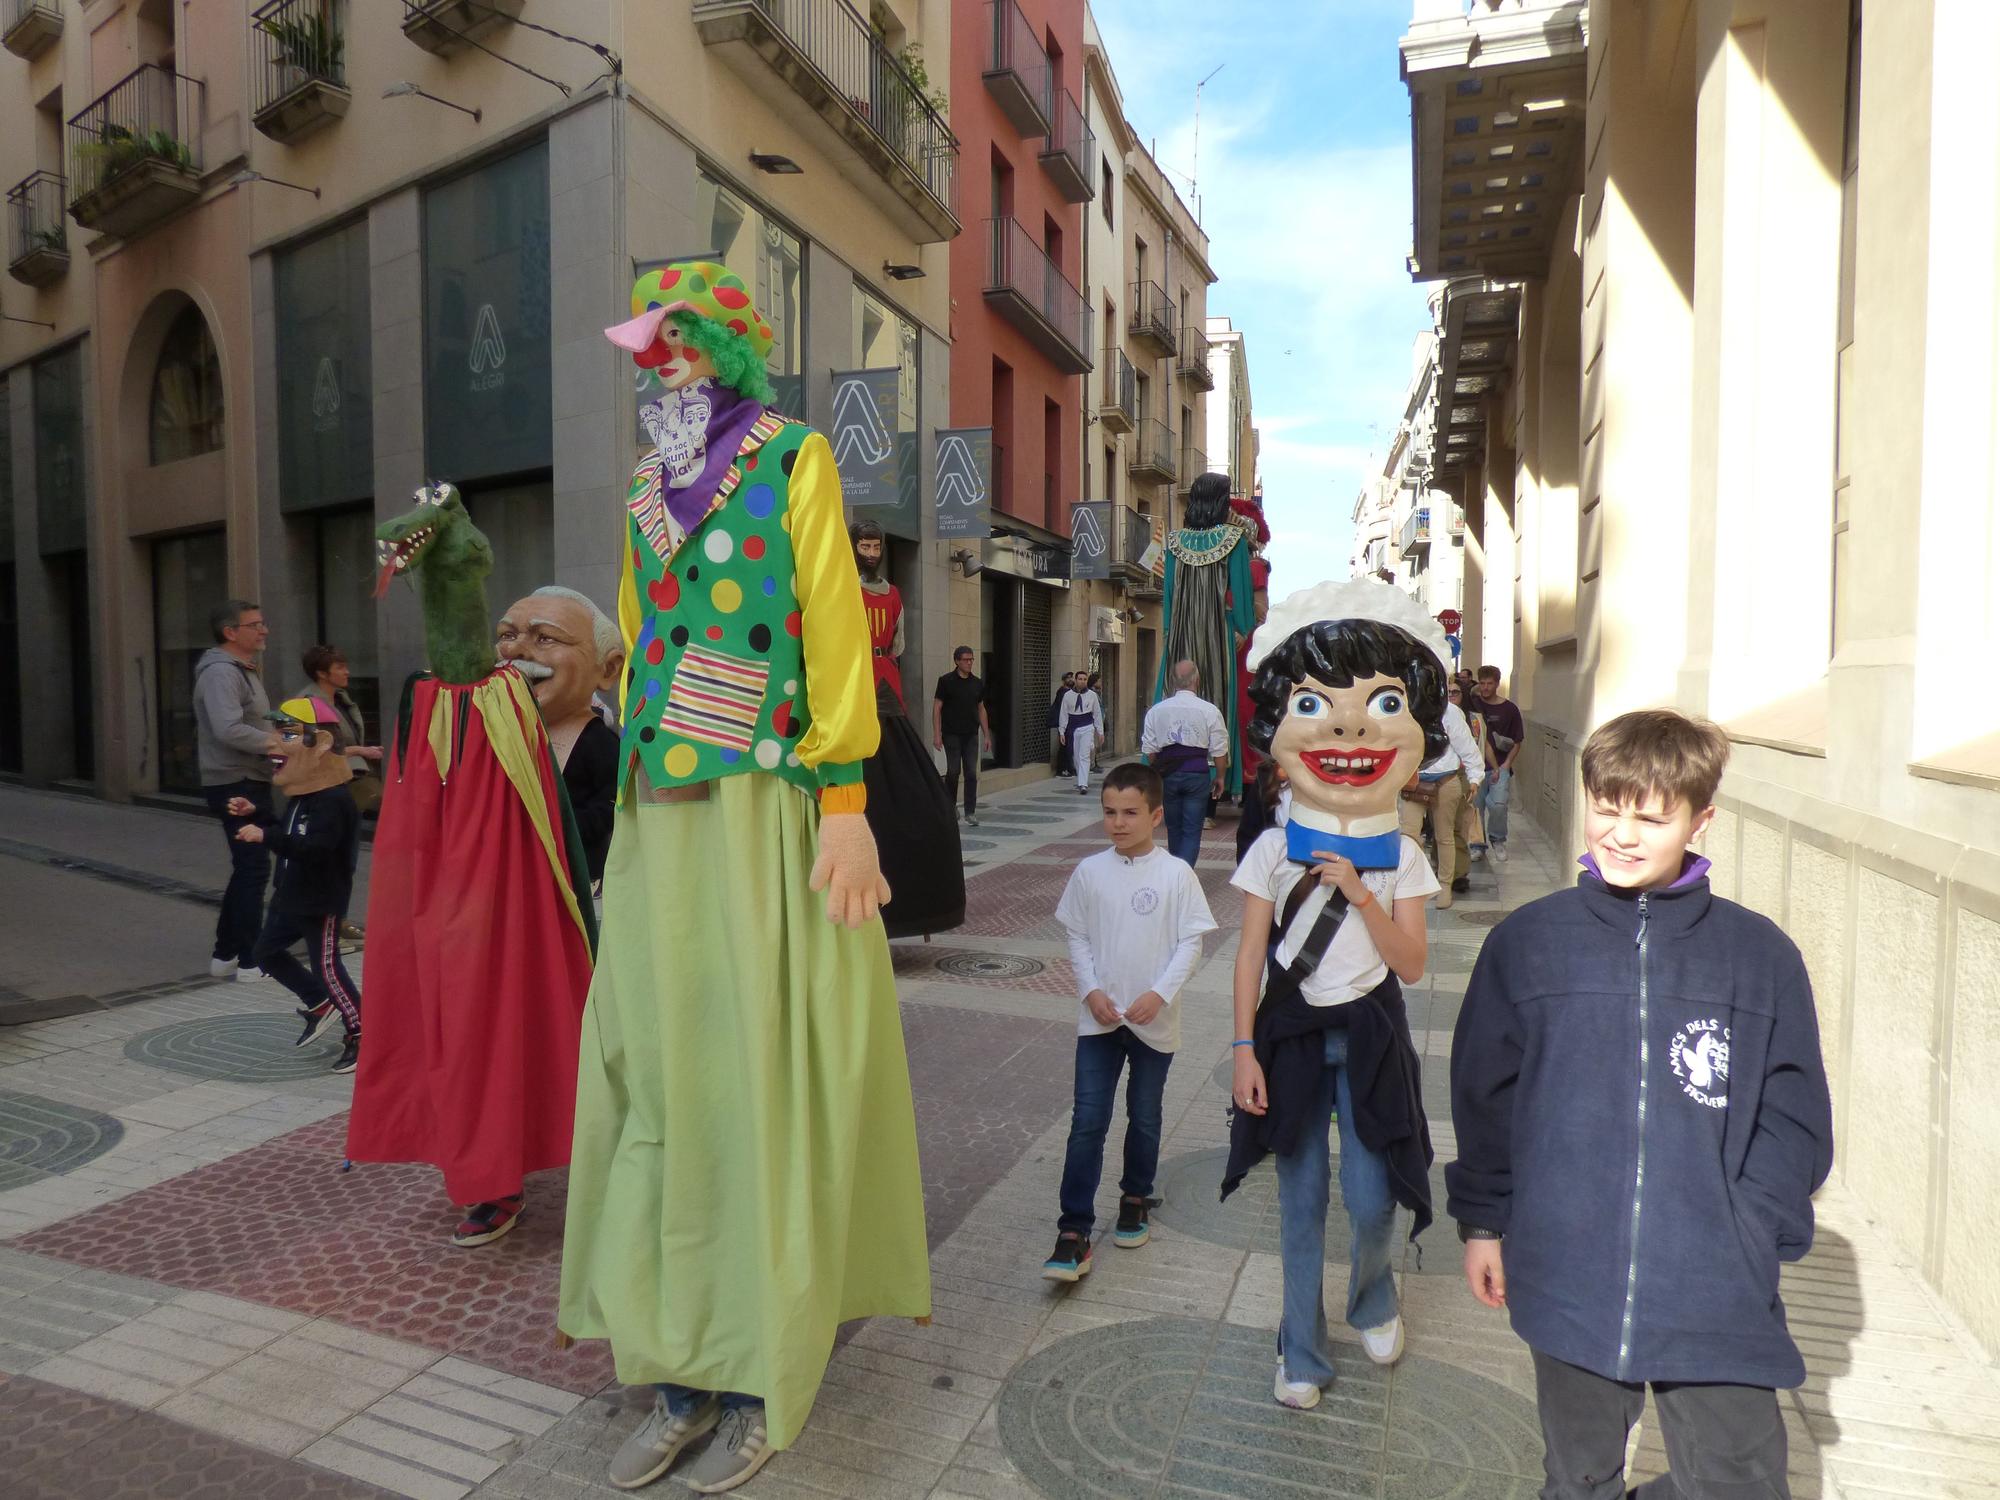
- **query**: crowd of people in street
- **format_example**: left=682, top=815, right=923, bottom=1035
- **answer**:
left=187, top=565, right=1829, bottom=1499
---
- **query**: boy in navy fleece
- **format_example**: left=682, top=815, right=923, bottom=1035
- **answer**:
left=1448, top=710, right=1832, bottom=1499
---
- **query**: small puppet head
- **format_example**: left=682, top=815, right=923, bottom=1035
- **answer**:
left=1244, top=580, right=1451, bottom=827
left=265, top=696, right=348, bottom=795
left=849, top=517, right=886, bottom=582
left=496, top=586, right=624, bottom=726
left=605, top=262, right=777, bottom=402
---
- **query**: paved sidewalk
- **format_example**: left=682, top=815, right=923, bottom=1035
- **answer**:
left=1, top=778, right=1996, bottom=1497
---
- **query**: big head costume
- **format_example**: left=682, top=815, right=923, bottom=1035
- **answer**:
left=558, top=264, right=930, bottom=1454
left=345, top=484, right=597, bottom=1231
left=1156, top=473, right=1255, bottom=796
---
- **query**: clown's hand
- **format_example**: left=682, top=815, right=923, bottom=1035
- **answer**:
left=809, top=812, right=893, bottom=929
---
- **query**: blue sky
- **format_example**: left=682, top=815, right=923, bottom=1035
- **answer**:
left=1092, top=0, right=1432, bottom=597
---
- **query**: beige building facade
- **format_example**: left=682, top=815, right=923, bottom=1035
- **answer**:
left=1072, top=5, right=1216, bottom=757
left=0, top=0, right=959, bottom=797
left=1402, top=0, right=2000, bottom=1356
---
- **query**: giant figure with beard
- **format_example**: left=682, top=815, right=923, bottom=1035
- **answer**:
left=1156, top=471, right=1255, bottom=798
left=560, top=263, right=929, bottom=1494
left=851, top=517, right=964, bottom=937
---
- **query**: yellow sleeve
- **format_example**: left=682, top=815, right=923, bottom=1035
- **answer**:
left=790, top=430, right=880, bottom=789
left=616, top=534, right=641, bottom=705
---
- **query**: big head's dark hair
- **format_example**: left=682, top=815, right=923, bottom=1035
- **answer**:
left=1185, top=472, right=1232, bottom=529
left=1247, top=619, right=1450, bottom=762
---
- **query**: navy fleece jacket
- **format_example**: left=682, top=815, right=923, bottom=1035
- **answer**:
left=1446, top=864, right=1833, bottom=1389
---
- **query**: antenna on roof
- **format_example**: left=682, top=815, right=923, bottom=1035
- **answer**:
left=1191, top=63, right=1225, bottom=211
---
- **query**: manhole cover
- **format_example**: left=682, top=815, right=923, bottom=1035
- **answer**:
left=965, top=824, right=1034, bottom=839
left=1151, top=1146, right=1452, bottom=1273
left=1457, top=910, right=1509, bottom=927
left=0, top=1091, right=124, bottom=1191
left=126, top=1013, right=343, bottom=1082
left=988, top=812, right=1067, bottom=824
left=998, top=1317, right=1540, bottom=1499
left=959, top=837, right=995, bottom=852
left=936, top=952, right=1046, bottom=980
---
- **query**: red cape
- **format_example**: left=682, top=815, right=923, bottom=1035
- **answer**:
left=347, top=668, right=594, bottom=1203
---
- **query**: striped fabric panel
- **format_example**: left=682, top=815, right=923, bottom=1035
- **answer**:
left=660, top=646, right=769, bottom=751
left=627, top=453, right=671, bottom=564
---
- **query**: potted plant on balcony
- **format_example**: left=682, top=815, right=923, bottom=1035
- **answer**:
left=259, top=7, right=342, bottom=98
left=78, top=123, right=195, bottom=187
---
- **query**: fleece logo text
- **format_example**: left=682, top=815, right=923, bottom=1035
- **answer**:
left=1670, top=1019, right=1730, bottom=1109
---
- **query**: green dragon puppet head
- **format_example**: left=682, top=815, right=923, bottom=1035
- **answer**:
left=375, top=481, right=497, bottom=684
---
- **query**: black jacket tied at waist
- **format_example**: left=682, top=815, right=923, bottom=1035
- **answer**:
left=1221, top=895, right=1434, bottom=1245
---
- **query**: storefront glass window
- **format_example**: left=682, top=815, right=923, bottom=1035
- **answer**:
left=153, top=528, right=228, bottom=794
left=697, top=171, right=805, bottom=420
left=463, top=480, right=554, bottom=629
left=150, top=304, right=225, bottom=465
left=424, top=142, right=552, bottom=484
left=277, top=221, right=374, bottom=512
left=33, top=345, right=87, bottom=555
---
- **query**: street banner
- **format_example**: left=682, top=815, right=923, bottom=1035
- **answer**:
left=830, top=368, right=902, bottom=506
left=1070, top=502, right=1112, bottom=580
left=934, top=427, right=992, bottom=539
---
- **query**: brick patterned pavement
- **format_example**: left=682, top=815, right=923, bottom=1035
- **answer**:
left=2, top=775, right=1998, bottom=1497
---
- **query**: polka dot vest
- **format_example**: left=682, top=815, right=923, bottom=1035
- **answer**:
left=621, top=419, right=831, bottom=801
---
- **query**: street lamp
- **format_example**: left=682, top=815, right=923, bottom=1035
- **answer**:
left=229, top=169, right=321, bottom=199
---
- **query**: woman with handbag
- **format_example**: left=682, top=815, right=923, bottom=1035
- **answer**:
left=298, top=644, right=383, bottom=818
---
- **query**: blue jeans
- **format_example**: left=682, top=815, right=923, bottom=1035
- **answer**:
left=203, top=779, right=272, bottom=962
left=1273, top=1027, right=1399, bottom=1387
left=1058, top=1027, right=1174, bottom=1235
left=1479, top=765, right=1512, bottom=847
left=658, top=1384, right=759, bottom=1416
left=1161, top=768, right=1211, bottom=867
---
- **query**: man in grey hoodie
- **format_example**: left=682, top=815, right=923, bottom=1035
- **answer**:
left=193, top=599, right=277, bottom=979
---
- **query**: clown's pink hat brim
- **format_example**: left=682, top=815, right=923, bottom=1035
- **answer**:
left=604, top=307, right=669, bottom=351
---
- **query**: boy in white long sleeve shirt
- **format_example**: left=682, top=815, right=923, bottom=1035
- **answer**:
left=1044, top=764, right=1217, bottom=1281
left=1398, top=698, right=1485, bottom=907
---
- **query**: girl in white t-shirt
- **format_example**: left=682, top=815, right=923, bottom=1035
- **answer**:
left=1222, top=590, right=1450, bottom=1414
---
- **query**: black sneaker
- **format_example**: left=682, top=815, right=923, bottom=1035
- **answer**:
left=1451, top=876, right=1471, bottom=893
left=331, top=1034, right=359, bottom=1074
left=1041, top=1231, right=1092, bottom=1282
left=1114, top=1195, right=1159, bottom=1248
left=295, top=1002, right=336, bottom=1049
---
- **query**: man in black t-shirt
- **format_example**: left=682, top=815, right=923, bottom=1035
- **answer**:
left=932, top=646, right=992, bottom=824
left=1467, top=665, right=1527, bottom=863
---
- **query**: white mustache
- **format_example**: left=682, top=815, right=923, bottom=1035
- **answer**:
left=512, top=659, right=555, bottom=683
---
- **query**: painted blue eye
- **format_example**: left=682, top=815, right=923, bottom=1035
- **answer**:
left=1367, top=688, right=1406, bottom=719
left=1290, top=691, right=1328, bottom=720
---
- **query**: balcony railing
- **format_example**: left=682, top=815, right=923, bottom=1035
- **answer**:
left=1401, top=506, right=1433, bottom=558
left=1098, top=350, right=1136, bottom=433
left=1178, top=448, right=1208, bottom=496
left=3, top=0, right=62, bottom=60
left=1129, top=279, right=1176, bottom=355
left=694, top=0, right=961, bottom=243
left=1128, top=417, right=1175, bottom=484
left=1111, top=503, right=1161, bottom=590
left=400, top=0, right=522, bottom=56
left=1177, top=322, right=1214, bottom=389
left=982, top=0, right=1049, bottom=137
left=253, top=0, right=350, bottom=144
left=67, top=65, right=205, bottom=239
left=1038, top=87, right=1094, bottom=203
left=7, top=170, right=68, bottom=286
left=983, top=216, right=1091, bottom=374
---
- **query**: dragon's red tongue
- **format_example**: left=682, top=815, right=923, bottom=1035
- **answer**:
left=373, top=558, right=398, bottom=600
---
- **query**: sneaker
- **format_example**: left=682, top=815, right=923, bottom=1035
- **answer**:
left=295, top=1002, right=336, bottom=1049
left=208, top=957, right=239, bottom=979
left=1274, top=1358, right=1321, bottom=1410
left=235, top=965, right=266, bottom=983
left=608, top=1390, right=720, bottom=1490
left=452, top=1194, right=524, bottom=1247
left=1361, top=1315, right=1405, bottom=1366
left=331, top=1034, right=360, bottom=1075
left=1451, top=877, right=1471, bottom=894
left=339, top=919, right=365, bottom=943
left=1041, top=1231, right=1093, bottom=1282
left=1492, top=846, right=1509, bottom=864
left=1113, top=1195, right=1157, bottom=1249
left=682, top=1403, right=774, bottom=1494
left=965, top=814, right=980, bottom=827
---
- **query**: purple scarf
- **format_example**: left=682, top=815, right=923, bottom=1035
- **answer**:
left=1578, top=851, right=1712, bottom=889
left=656, top=380, right=768, bottom=538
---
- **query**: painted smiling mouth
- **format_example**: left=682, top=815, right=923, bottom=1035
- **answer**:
left=1299, top=747, right=1399, bottom=786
